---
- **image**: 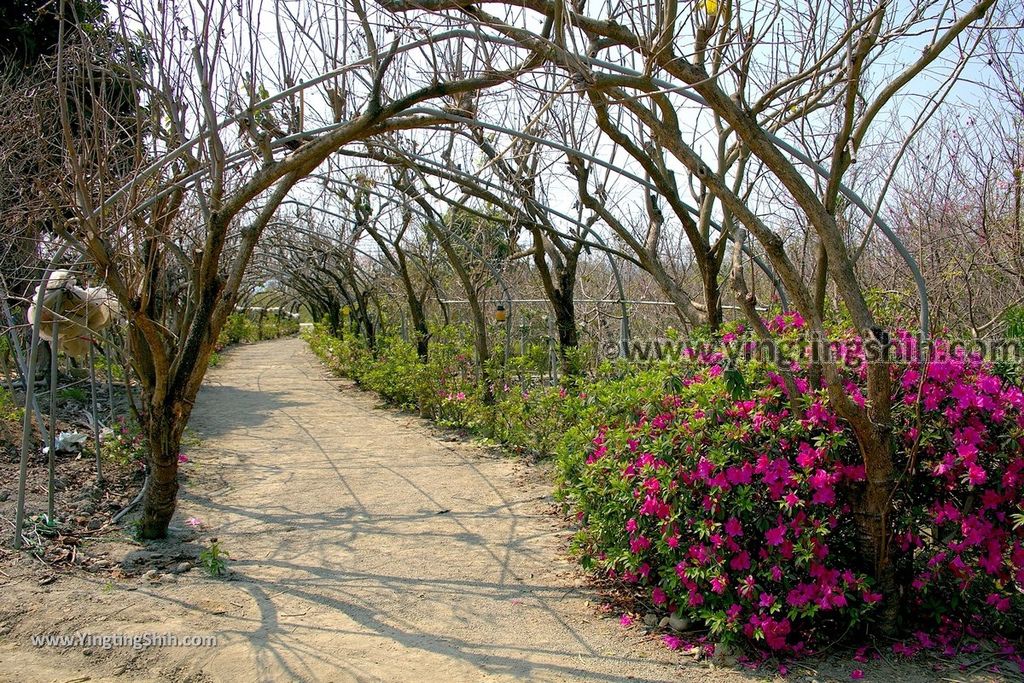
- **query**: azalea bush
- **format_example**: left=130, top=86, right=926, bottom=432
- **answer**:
left=561, top=319, right=1024, bottom=654
left=304, top=319, right=1024, bottom=655
left=888, top=333, right=1024, bottom=634
left=558, top=344, right=876, bottom=652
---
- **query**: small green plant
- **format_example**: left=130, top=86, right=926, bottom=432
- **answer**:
left=92, top=349, right=127, bottom=380
left=199, top=538, right=230, bottom=577
left=28, top=513, right=63, bottom=538
left=1005, top=305, right=1024, bottom=340
left=57, top=386, right=89, bottom=403
left=125, top=518, right=144, bottom=541
left=102, top=417, right=147, bottom=466
left=219, top=313, right=258, bottom=345
left=0, top=386, right=23, bottom=423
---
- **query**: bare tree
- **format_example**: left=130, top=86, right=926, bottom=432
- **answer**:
left=40, top=0, right=546, bottom=538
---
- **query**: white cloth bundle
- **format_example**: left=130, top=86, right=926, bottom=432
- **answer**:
left=25, top=270, right=121, bottom=358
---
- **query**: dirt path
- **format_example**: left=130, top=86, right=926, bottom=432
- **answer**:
left=1, top=337, right=738, bottom=682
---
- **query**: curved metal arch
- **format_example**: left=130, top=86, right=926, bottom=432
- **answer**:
left=128, top=100, right=794, bottom=315
left=323, top=160, right=637, bottom=349
left=261, top=218, right=403, bottom=278
left=339, top=147, right=643, bottom=266
left=341, top=142, right=791, bottom=311
left=577, top=53, right=929, bottom=340
left=283, top=177, right=517, bottom=306
left=259, top=215, right=422, bottom=331
left=93, top=28, right=527, bottom=215
left=395, top=108, right=792, bottom=308
left=274, top=186, right=518, bottom=354
left=256, top=245, right=407, bottom=317
left=107, top=24, right=916, bottom=330
left=282, top=174, right=529, bottom=359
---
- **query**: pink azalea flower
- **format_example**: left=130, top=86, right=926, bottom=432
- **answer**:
left=630, top=536, right=651, bottom=553
left=765, top=525, right=786, bottom=546
left=966, top=464, right=987, bottom=486
left=850, top=669, right=864, bottom=679
left=730, top=550, right=751, bottom=571
left=986, top=593, right=1011, bottom=612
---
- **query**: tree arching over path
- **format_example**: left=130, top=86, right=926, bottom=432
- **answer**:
left=45, top=0, right=552, bottom=538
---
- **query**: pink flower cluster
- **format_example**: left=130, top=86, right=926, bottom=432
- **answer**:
left=570, top=325, right=1024, bottom=654
left=887, top=337, right=1024, bottom=624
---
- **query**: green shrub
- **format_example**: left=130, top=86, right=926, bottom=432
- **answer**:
left=219, top=313, right=258, bottom=345
left=217, top=311, right=298, bottom=347
left=0, top=385, right=24, bottom=423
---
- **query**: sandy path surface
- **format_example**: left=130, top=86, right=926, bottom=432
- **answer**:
left=1, top=337, right=731, bottom=682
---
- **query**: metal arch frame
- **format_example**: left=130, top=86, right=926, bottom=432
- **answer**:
left=257, top=217, right=406, bottom=325
left=350, top=119, right=792, bottom=309
left=92, top=29, right=530, bottom=215
left=573, top=53, right=930, bottom=341
left=266, top=205, right=440, bottom=338
left=277, top=177, right=523, bottom=359
left=130, top=105, right=795, bottom=315
left=335, top=146, right=664, bottom=352
left=249, top=242, right=401, bottom=325
left=273, top=190, right=515, bottom=353
left=156, top=120, right=792, bottom=318
left=91, top=25, right=922, bottom=337
left=334, top=147, right=639, bottom=337
left=123, top=102, right=795, bottom=318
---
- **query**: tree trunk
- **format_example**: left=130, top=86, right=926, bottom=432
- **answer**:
left=138, top=403, right=188, bottom=539
left=409, top=295, right=429, bottom=360
left=852, top=431, right=900, bottom=633
left=701, top=263, right=723, bottom=332
left=827, top=342, right=901, bottom=633
left=467, top=292, right=493, bottom=404
left=357, top=294, right=376, bottom=351
left=552, top=282, right=579, bottom=376
left=417, top=207, right=491, bottom=402
left=529, top=230, right=581, bottom=377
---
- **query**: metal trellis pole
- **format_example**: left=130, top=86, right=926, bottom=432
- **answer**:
left=46, top=292, right=61, bottom=523
left=89, top=341, right=104, bottom=483
left=15, top=245, right=69, bottom=548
